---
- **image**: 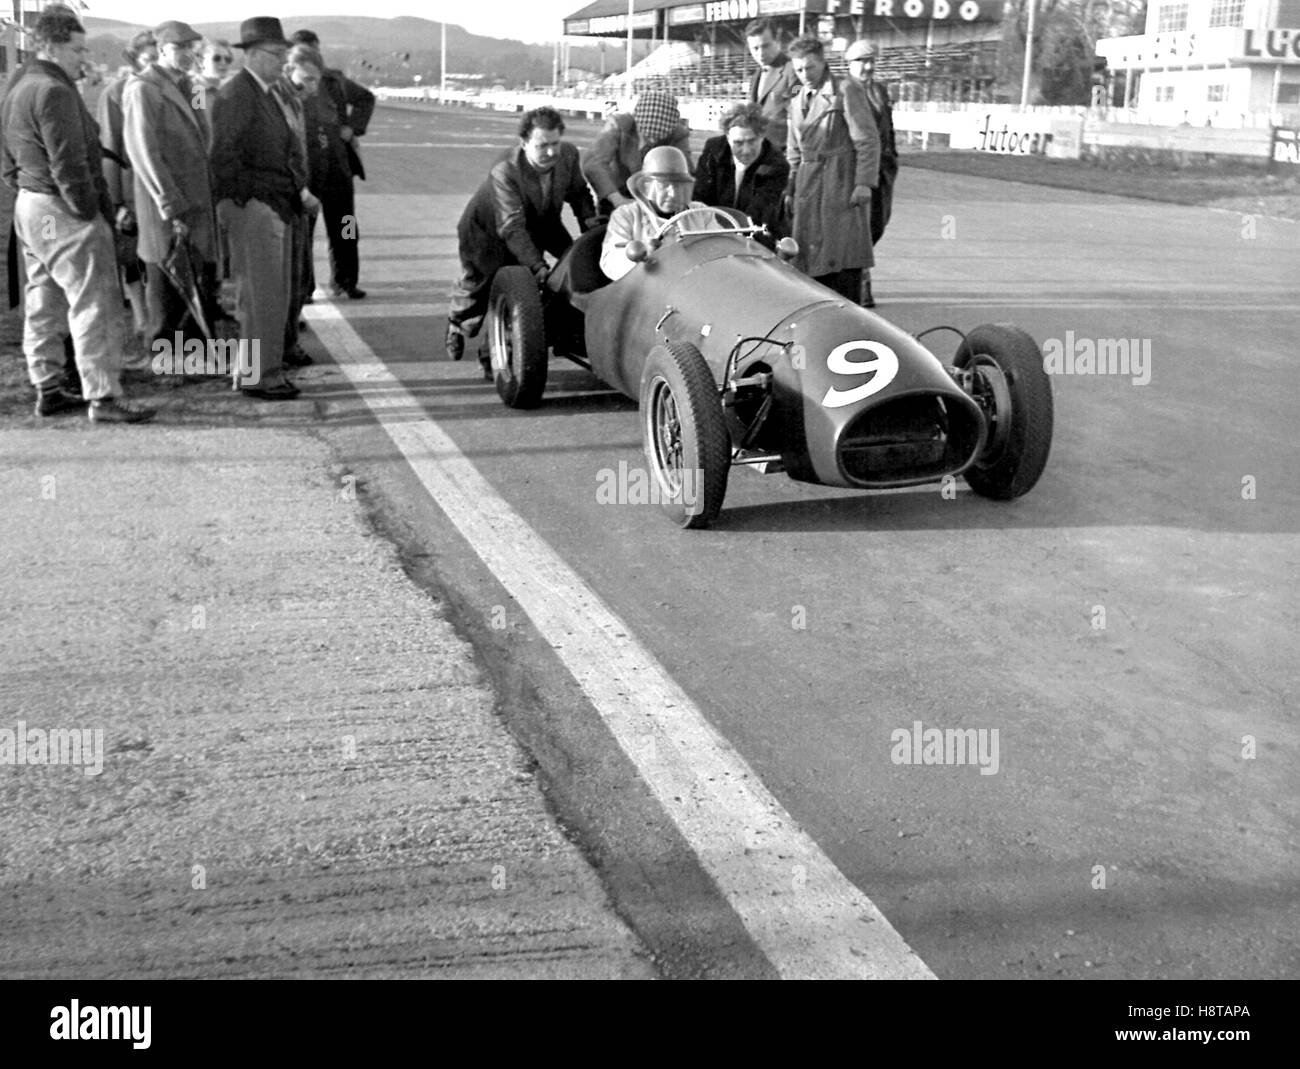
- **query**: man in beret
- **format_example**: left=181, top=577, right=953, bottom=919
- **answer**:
left=123, top=21, right=217, bottom=351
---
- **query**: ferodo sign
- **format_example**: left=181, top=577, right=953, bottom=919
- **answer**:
left=950, top=113, right=1056, bottom=155
left=826, top=0, right=999, bottom=21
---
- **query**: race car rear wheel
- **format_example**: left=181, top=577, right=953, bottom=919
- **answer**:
left=955, top=324, right=1053, bottom=500
left=488, top=266, right=547, bottom=409
left=640, top=341, right=730, bottom=529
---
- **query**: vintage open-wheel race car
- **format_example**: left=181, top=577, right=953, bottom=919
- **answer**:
left=485, top=207, right=1053, bottom=529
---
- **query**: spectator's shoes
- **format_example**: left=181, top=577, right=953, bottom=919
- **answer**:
left=240, top=382, right=301, bottom=401
left=35, top=387, right=85, bottom=417
left=88, top=397, right=156, bottom=424
left=860, top=276, right=876, bottom=309
left=479, top=354, right=493, bottom=382
left=330, top=285, right=366, bottom=300
left=284, top=346, right=314, bottom=367
left=445, top=324, right=465, bottom=361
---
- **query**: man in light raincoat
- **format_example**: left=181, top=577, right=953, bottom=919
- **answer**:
left=783, top=35, right=879, bottom=303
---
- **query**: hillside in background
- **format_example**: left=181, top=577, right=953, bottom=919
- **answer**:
left=82, top=14, right=634, bottom=88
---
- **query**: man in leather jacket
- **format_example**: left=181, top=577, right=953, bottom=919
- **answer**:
left=446, top=106, right=598, bottom=380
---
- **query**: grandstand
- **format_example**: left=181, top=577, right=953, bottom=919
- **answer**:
left=566, top=0, right=1005, bottom=104
left=602, top=38, right=1001, bottom=105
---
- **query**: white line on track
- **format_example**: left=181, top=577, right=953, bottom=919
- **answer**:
left=305, top=303, right=936, bottom=980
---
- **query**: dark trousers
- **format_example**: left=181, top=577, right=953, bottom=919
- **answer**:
left=145, top=263, right=206, bottom=347
left=320, top=184, right=358, bottom=291
left=284, top=210, right=311, bottom=352
left=815, top=268, right=862, bottom=303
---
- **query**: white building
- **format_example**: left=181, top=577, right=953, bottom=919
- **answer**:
left=1097, top=0, right=1300, bottom=124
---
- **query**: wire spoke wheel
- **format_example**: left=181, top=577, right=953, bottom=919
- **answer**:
left=639, top=341, right=730, bottom=529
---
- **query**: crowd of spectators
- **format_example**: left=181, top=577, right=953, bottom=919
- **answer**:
left=2, top=7, right=374, bottom=415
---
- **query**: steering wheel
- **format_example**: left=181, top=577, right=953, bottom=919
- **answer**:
left=652, top=206, right=748, bottom=243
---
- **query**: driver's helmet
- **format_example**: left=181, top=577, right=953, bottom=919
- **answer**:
left=627, top=146, right=693, bottom=205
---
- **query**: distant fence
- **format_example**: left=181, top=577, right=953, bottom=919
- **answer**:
left=375, top=88, right=1297, bottom=163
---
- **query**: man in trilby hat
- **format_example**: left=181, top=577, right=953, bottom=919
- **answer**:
left=210, top=17, right=310, bottom=399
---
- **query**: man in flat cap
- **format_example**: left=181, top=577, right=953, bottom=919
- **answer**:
left=845, top=39, right=897, bottom=307
left=123, top=21, right=217, bottom=351
left=582, top=90, right=692, bottom=218
left=210, top=17, right=309, bottom=400
left=1, top=4, right=154, bottom=421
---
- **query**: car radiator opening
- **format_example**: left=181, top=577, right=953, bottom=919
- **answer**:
left=836, top=395, right=981, bottom=487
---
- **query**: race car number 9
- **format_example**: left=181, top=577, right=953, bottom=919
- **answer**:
left=820, top=341, right=900, bottom=408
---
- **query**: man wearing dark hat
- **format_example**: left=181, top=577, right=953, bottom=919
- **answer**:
left=582, top=90, right=692, bottom=217
left=123, top=21, right=217, bottom=350
left=845, top=39, right=897, bottom=308
left=210, top=17, right=308, bottom=400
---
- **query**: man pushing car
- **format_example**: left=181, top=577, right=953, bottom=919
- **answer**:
left=445, top=106, right=598, bottom=380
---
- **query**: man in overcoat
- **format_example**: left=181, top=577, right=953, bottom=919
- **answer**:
left=845, top=39, right=897, bottom=307
left=446, top=106, right=598, bottom=380
left=784, top=35, right=879, bottom=303
left=97, top=29, right=156, bottom=342
left=122, top=20, right=216, bottom=349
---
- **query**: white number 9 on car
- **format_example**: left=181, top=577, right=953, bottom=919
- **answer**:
left=820, top=341, right=900, bottom=408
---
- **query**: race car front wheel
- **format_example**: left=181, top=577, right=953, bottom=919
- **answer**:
left=955, top=324, right=1054, bottom=500
left=488, top=266, right=547, bottom=409
left=640, top=342, right=730, bottom=529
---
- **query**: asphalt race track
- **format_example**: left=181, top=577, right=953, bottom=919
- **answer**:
left=308, top=104, right=1299, bottom=980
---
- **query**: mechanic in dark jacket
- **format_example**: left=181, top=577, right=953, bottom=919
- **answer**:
left=446, top=106, right=598, bottom=380
left=291, top=29, right=375, bottom=300
left=0, top=5, right=152, bottom=422
left=692, top=101, right=790, bottom=247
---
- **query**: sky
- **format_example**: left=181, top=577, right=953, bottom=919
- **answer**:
left=86, top=0, right=588, bottom=44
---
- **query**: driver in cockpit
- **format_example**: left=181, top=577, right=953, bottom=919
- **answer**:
left=599, top=146, right=725, bottom=282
